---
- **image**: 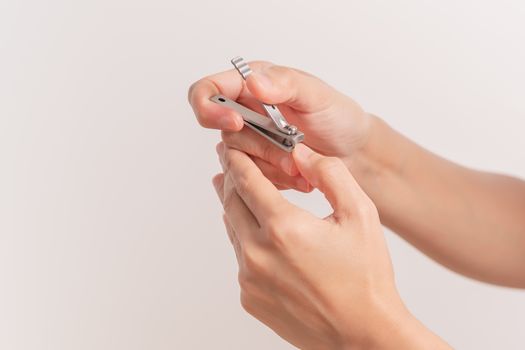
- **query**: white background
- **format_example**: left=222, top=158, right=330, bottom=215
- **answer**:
left=1, top=1, right=525, bottom=349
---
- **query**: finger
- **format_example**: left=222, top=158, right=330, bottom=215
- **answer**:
left=223, top=214, right=241, bottom=263
left=251, top=157, right=311, bottom=193
left=188, top=61, right=274, bottom=130
left=214, top=174, right=242, bottom=258
left=212, top=173, right=225, bottom=203
left=222, top=128, right=299, bottom=176
left=245, top=64, right=338, bottom=112
left=293, top=143, right=371, bottom=222
left=217, top=142, right=293, bottom=222
left=214, top=174, right=245, bottom=260
left=216, top=144, right=261, bottom=243
left=222, top=169, right=260, bottom=242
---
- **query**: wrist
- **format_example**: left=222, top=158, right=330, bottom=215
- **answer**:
left=343, top=114, right=410, bottom=213
left=368, top=309, right=450, bottom=350
left=340, top=297, right=450, bottom=350
left=345, top=114, right=401, bottom=178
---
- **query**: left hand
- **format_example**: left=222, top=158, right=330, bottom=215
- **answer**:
left=212, top=142, right=411, bottom=349
left=188, top=61, right=372, bottom=193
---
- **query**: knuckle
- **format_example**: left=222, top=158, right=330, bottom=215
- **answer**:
left=356, top=198, right=379, bottom=220
left=317, top=157, right=345, bottom=179
left=222, top=188, right=235, bottom=212
left=238, top=272, right=250, bottom=291
left=187, top=78, right=208, bottom=106
left=187, top=78, right=218, bottom=128
left=261, top=142, right=276, bottom=163
left=195, top=115, right=209, bottom=128
left=223, top=129, right=259, bottom=156
left=242, top=248, right=267, bottom=276
left=265, top=217, right=283, bottom=239
left=265, top=215, right=294, bottom=246
left=239, top=290, right=256, bottom=315
left=221, top=130, right=235, bottom=145
left=187, top=80, right=198, bottom=105
left=238, top=270, right=257, bottom=296
left=264, top=213, right=313, bottom=254
left=223, top=150, right=233, bottom=170
left=235, top=173, right=251, bottom=198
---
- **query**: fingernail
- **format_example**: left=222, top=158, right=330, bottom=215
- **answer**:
left=250, top=71, right=273, bottom=90
left=296, top=177, right=310, bottom=192
left=293, top=143, right=313, bottom=162
left=219, top=116, right=239, bottom=130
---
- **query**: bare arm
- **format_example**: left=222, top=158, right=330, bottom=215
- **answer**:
left=351, top=116, right=525, bottom=287
left=189, top=61, right=525, bottom=288
left=211, top=142, right=451, bottom=349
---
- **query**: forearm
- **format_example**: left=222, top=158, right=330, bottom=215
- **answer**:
left=349, top=115, right=525, bottom=287
left=351, top=299, right=451, bottom=350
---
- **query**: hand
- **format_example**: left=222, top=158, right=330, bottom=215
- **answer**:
left=212, top=142, right=435, bottom=349
left=189, top=61, right=372, bottom=191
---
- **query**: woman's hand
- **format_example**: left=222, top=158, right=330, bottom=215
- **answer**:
left=190, top=60, right=525, bottom=289
left=212, top=143, right=449, bottom=349
left=189, top=61, right=371, bottom=191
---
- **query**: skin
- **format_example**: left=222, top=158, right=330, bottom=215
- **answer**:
left=188, top=61, right=525, bottom=347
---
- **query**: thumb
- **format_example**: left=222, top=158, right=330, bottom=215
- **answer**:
left=245, top=64, right=336, bottom=111
left=293, top=143, right=371, bottom=222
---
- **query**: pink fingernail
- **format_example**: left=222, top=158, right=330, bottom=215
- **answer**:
left=251, top=71, right=273, bottom=90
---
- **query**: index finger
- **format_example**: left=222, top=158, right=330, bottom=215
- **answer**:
left=188, top=61, right=273, bottom=131
left=219, top=144, right=294, bottom=223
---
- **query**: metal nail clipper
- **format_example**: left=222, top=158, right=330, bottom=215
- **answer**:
left=210, top=56, right=304, bottom=152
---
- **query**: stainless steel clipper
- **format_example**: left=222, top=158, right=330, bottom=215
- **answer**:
left=210, top=57, right=304, bottom=152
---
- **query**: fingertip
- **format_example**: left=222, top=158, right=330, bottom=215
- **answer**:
left=246, top=71, right=277, bottom=102
left=222, top=114, right=244, bottom=131
left=216, top=142, right=226, bottom=170
left=293, top=143, right=314, bottom=164
left=222, top=213, right=230, bottom=227
left=216, top=141, right=225, bottom=155
left=194, top=92, right=244, bottom=131
left=215, top=107, right=244, bottom=131
left=212, top=173, right=225, bottom=203
left=212, top=173, right=224, bottom=188
left=248, top=71, right=273, bottom=90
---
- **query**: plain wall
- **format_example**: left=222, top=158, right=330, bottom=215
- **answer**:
left=1, top=0, right=524, bottom=349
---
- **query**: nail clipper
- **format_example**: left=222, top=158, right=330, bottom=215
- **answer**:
left=210, top=56, right=304, bottom=152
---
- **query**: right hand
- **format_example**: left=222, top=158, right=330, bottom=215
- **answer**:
left=211, top=142, right=451, bottom=350
left=188, top=61, right=373, bottom=191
